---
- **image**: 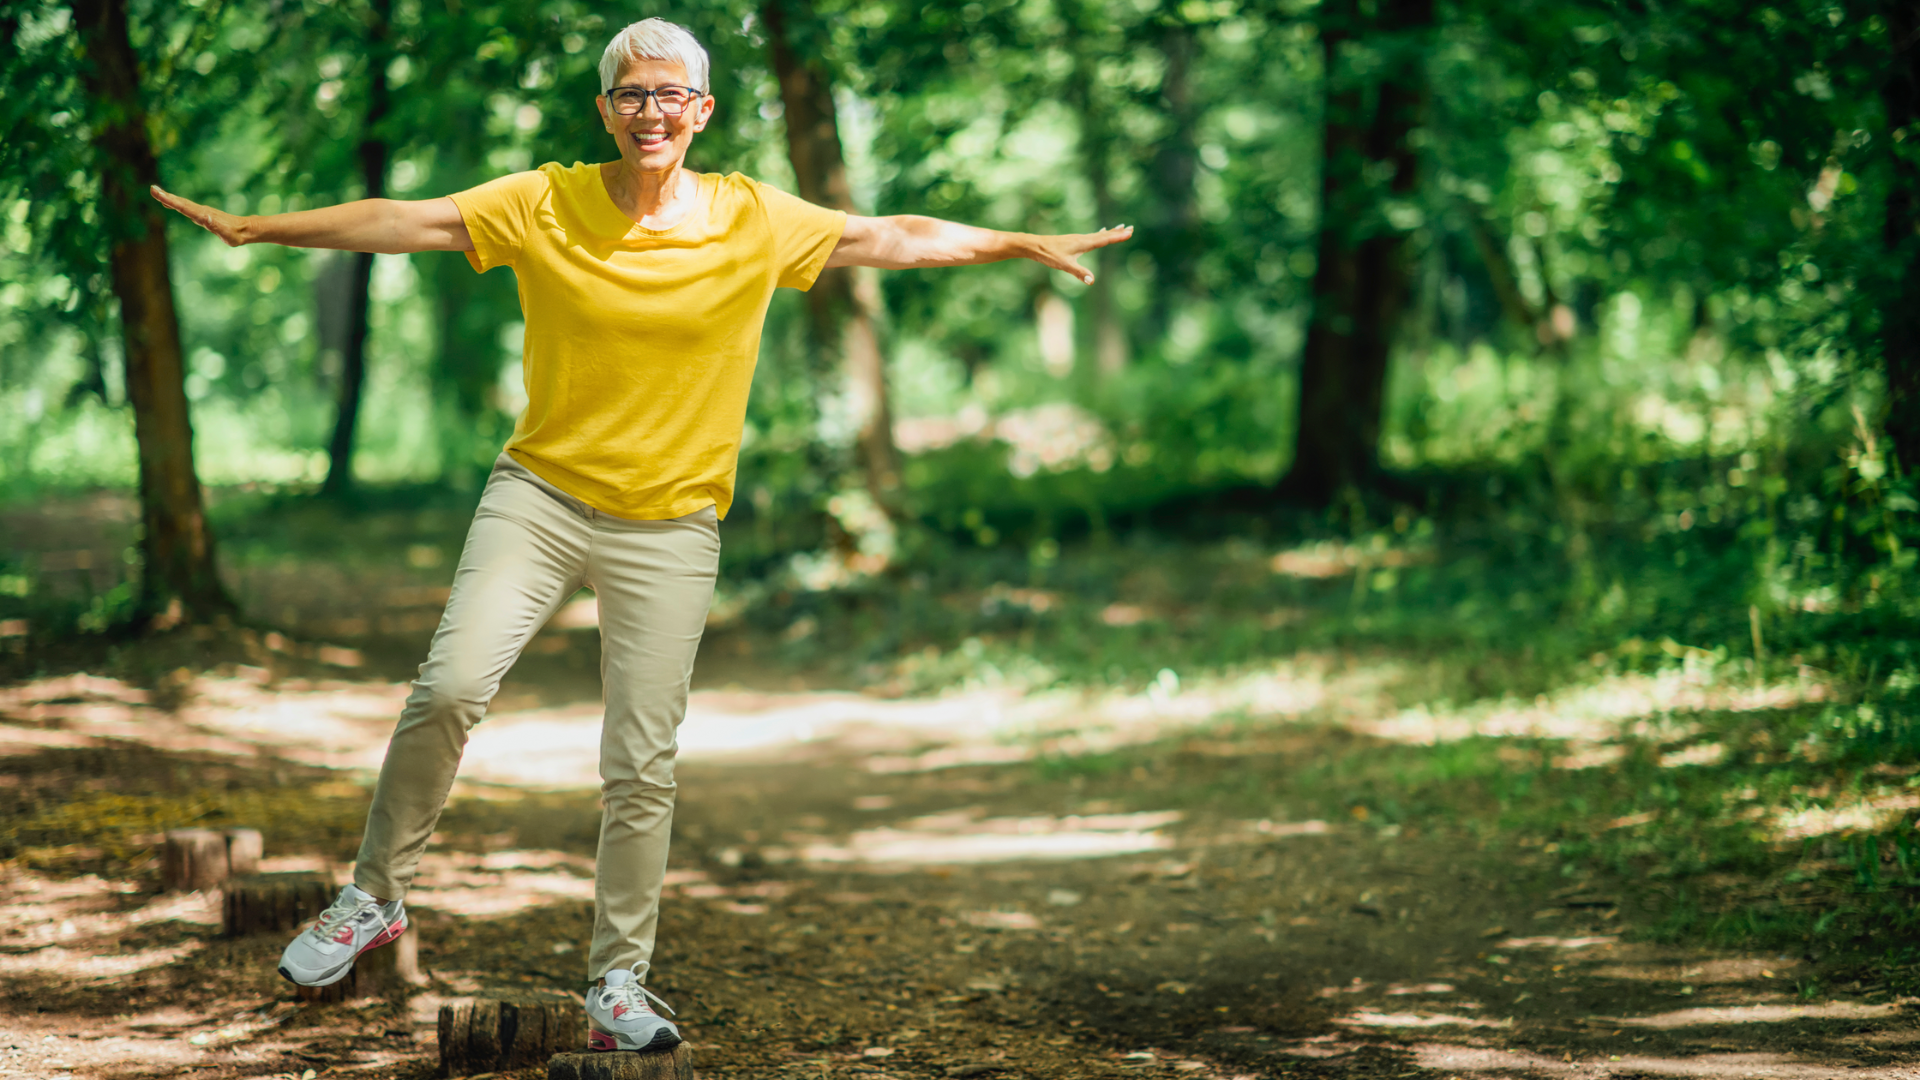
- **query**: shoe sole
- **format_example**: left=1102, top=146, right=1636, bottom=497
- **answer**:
left=278, top=919, right=408, bottom=988
left=588, top=1027, right=681, bottom=1053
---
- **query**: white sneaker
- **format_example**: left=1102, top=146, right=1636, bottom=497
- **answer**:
left=585, top=965, right=680, bottom=1052
left=277, top=883, right=407, bottom=987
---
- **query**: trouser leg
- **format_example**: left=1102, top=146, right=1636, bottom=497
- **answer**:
left=585, top=505, right=721, bottom=983
left=353, top=458, right=590, bottom=900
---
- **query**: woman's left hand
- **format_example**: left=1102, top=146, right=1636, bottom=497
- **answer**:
left=829, top=215, right=1135, bottom=281
left=1026, top=224, right=1134, bottom=285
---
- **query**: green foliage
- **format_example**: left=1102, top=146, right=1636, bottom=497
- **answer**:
left=3, top=0, right=1917, bottom=983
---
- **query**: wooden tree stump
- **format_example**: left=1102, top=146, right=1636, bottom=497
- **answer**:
left=162, top=828, right=229, bottom=892
left=295, top=930, right=423, bottom=1003
left=223, top=872, right=334, bottom=937
left=225, top=828, right=263, bottom=876
left=547, top=1045, right=695, bottom=1080
left=439, top=992, right=587, bottom=1076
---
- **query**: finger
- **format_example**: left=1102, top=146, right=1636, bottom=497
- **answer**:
left=152, top=186, right=189, bottom=215
left=1061, top=225, right=1133, bottom=257
left=151, top=185, right=205, bottom=223
left=1057, top=255, right=1094, bottom=286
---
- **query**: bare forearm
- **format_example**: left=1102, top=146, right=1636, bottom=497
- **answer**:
left=860, top=215, right=1037, bottom=270
left=240, top=199, right=428, bottom=253
left=150, top=185, right=472, bottom=253
left=828, top=212, right=1130, bottom=285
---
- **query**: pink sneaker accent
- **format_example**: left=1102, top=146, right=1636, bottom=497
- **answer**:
left=277, top=886, right=407, bottom=988
left=589, top=1031, right=618, bottom=1052
left=362, top=921, right=406, bottom=951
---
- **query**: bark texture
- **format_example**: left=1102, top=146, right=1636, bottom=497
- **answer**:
left=161, top=829, right=230, bottom=892
left=1067, top=0, right=1129, bottom=375
left=548, top=1046, right=696, bottom=1080
left=1885, top=0, right=1920, bottom=465
left=322, top=0, right=392, bottom=497
left=762, top=0, right=901, bottom=506
left=222, top=872, right=334, bottom=936
left=73, top=0, right=230, bottom=620
left=1145, top=19, right=1202, bottom=320
left=1282, top=0, right=1434, bottom=505
left=440, top=995, right=589, bottom=1075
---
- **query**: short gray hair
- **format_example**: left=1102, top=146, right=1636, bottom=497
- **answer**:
left=599, top=18, right=711, bottom=94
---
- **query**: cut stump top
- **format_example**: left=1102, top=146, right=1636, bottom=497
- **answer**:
left=547, top=1045, right=695, bottom=1080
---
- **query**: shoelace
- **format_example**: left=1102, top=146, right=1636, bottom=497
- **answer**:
left=600, top=966, right=676, bottom=1018
left=309, top=893, right=389, bottom=943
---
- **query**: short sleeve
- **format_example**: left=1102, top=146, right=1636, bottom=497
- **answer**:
left=448, top=170, right=548, bottom=273
left=754, top=180, right=848, bottom=291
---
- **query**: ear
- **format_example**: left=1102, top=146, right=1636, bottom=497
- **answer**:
left=596, top=94, right=612, bottom=132
left=690, top=93, right=716, bottom=134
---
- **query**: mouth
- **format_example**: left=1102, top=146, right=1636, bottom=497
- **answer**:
left=631, top=131, right=671, bottom=152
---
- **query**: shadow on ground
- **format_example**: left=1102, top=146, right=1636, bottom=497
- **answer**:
left=0, top=656, right=1914, bottom=1080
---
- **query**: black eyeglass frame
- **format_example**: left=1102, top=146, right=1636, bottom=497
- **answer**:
left=602, top=84, right=706, bottom=116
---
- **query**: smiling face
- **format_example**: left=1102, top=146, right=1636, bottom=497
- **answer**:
left=596, top=58, right=715, bottom=175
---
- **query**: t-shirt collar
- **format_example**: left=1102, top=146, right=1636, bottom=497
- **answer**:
left=586, top=164, right=708, bottom=239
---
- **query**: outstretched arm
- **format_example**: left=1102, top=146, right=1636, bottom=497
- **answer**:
left=149, top=186, right=474, bottom=254
left=826, top=215, right=1132, bottom=285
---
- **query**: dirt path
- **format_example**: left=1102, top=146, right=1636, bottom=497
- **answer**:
left=1, top=667, right=1915, bottom=1080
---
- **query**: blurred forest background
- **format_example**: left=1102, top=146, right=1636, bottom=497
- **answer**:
left=5, top=0, right=1920, bottom=995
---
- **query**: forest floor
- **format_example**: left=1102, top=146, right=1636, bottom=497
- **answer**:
left=2, top=494, right=1917, bottom=1079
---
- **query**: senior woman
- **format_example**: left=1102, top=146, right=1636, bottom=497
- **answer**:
left=154, top=16, right=1128, bottom=1055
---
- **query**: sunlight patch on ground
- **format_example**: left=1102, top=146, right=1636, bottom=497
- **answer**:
left=1334, top=1009, right=1510, bottom=1029
left=1268, top=540, right=1430, bottom=579
left=1589, top=953, right=1810, bottom=985
left=1408, top=1043, right=1902, bottom=1078
left=0, top=940, right=202, bottom=978
left=450, top=662, right=1357, bottom=786
left=0, top=671, right=403, bottom=773
left=1770, top=790, right=1920, bottom=841
left=961, top=910, right=1043, bottom=931
left=0, top=1018, right=219, bottom=1079
left=1497, top=935, right=1619, bottom=950
left=1599, top=1000, right=1910, bottom=1028
left=798, top=810, right=1182, bottom=867
left=394, top=849, right=596, bottom=917
left=0, top=873, right=221, bottom=972
left=1357, top=667, right=1829, bottom=746
left=1385, top=982, right=1457, bottom=995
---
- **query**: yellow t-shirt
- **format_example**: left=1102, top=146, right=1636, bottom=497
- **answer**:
left=449, top=162, right=846, bottom=519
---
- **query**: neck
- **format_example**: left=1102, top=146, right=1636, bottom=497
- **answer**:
left=601, top=158, right=693, bottom=225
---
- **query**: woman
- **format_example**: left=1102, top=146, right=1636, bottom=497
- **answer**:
left=153, top=17, right=1129, bottom=1054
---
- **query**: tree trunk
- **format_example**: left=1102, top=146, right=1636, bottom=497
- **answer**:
left=440, top=994, right=589, bottom=1075
left=1145, top=20, right=1202, bottom=323
left=1280, top=0, right=1432, bottom=505
left=761, top=0, right=901, bottom=507
left=548, top=1046, right=696, bottom=1080
left=1065, top=0, right=1129, bottom=375
left=73, top=0, right=230, bottom=622
left=162, top=829, right=230, bottom=892
left=321, top=0, right=391, bottom=498
left=223, top=872, right=335, bottom=936
left=1884, top=0, right=1920, bottom=466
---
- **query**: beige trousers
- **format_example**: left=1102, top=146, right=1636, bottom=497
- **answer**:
left=354, top=453, right=719, bottom=983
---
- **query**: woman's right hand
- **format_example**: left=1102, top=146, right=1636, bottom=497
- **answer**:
left=150, top=185, right=249, bottom=246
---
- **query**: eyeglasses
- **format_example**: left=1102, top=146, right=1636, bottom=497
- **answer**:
left=604, top=85, right=703, bottom=116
